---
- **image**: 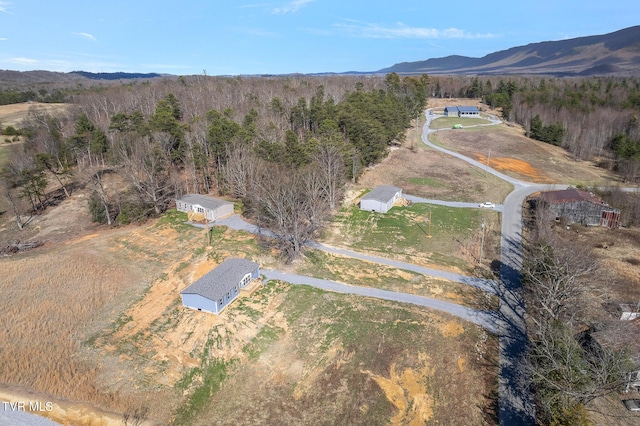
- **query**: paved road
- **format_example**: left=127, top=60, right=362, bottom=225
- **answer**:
left=404, top=193, right=504, bottom=213
left=423, top=112, right=530, bottom=189
left=261, top=269, right=498, bottom=333
left=0, top=410, right=59, bottom=426
left=422, top=109, right=538, bottom=425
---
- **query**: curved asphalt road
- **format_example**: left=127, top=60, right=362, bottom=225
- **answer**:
left=422, top=109, right=573, bottom=425
left=423, top=112, right=530, bottom=189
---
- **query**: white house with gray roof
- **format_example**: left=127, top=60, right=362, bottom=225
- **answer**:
left=181, top=258, right=260, bottom=314
left=444, top=106, right=479, bottom=117
left=176, top=194, right=234, bottom=222
left=360, top=185, right=402, bottom=213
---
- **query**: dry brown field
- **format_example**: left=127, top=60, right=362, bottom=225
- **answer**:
left=0, top=102, right=69, bottom=128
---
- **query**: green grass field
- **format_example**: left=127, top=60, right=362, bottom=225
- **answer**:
left=326, top=203, right=489, bottom=272
left=429, top=116, right=491, bottom=129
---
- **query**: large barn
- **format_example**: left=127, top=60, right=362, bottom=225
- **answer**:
left=360, top=186, right=402, bottom=213
left=176, top=194, right=234, bottom=222
left=181, top=258, right=260, bottom=314
left=536, top=189, right=621, bottom=228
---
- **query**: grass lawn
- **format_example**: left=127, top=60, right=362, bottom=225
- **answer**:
left=324, top=202, right=492, bottom=273
left=429, top=116, right=492, bottom=129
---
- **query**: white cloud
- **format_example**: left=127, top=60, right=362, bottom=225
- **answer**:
left=74, top=32, right=97, bottom=41
left=272, top=0, right=313, bottom=14
left=0, top=2, right=11, bottom=14
left=334, top=20, right=497, bottom=39
left=0, top=37, right=7, bottom=41
left=9, top=57, right=39, bottom=65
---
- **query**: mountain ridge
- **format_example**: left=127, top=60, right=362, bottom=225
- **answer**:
left=377, top=26, right=640, bottom=76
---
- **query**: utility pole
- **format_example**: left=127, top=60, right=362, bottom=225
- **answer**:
left=426, top=209, right=432, bottom=238
left=479, top=217, right=486, bottom=264
left=485, top=148, right=491, bottom=177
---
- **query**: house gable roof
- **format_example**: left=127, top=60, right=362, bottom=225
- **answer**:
left=178, top=194, right=233, bottom=211
left=444, top=106, right=459, bottom=112
left=181, top=258, right=259, bottom=301
left=590, top=319, right=640, bottom=363
left=361, top=185, right=402, bottom=203
left=457, top=106, right=479, bottom=113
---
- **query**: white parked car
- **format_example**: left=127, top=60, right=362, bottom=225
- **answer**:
left=479, top=202, right=495, bottom=208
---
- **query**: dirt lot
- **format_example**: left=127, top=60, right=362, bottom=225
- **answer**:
left=0, top=206, right=497, bottom=425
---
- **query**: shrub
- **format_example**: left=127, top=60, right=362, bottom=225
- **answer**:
left=88, top=191, right=109, bottom=224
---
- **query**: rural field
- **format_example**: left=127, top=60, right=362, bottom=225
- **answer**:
left=0, top=208, right=497, bottom=425
left=0, top=102, right=69, bottom=128
left=1, top=99, right=638, bottom=425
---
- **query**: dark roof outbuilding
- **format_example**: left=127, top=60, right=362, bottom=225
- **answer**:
left=538, top=189, right=606, bottom=205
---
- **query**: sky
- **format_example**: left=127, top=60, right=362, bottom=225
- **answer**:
left=0, top=1, right=638, bottom=76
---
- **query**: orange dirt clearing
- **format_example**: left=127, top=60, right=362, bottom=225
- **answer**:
left=474, top=153, right=555, bottom=183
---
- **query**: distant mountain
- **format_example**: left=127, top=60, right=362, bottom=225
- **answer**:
left=0, top=70, right=166, bottom=89
left=377, top=26, right=640, bottom=76
left=70, top=71, right=164, bottom=80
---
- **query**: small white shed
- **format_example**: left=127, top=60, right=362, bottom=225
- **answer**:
left=360, top=186, right=402, bottom=213
left=176, top=194, right=234, bottom=222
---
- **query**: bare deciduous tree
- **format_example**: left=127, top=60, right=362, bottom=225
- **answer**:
left=254, top=166, right=329, bottom=261
left=522, top=241, right=597, bottom=328
left=313, top=143, right=345, bottom=210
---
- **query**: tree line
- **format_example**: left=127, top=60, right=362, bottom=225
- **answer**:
left=1, top=73, right=428, bottom=260
left=0, top=88, right=68, bottom=105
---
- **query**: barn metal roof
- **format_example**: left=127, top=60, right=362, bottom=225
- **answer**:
left=538, top=189, right=604, bottom=205
left=361, top=185, right=402, bottom=203
left=181, top=258, right=259, bottom=301
left=177, top=194, right=233, bottom=210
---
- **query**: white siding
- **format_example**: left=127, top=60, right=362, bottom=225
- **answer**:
left=360, top=199, right=389, bottom=213
left=181, top=293, right=219, bottom=314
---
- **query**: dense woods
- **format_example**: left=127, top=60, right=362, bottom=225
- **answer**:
left=1, top=73, right=428, bottom=259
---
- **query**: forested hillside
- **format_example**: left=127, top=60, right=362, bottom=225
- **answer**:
left=1, top=73, right=428, bottom=260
